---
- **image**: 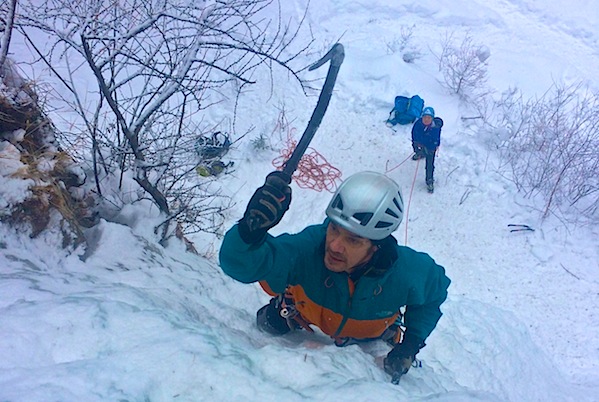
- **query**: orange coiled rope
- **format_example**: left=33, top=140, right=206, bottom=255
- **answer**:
left=271, top=113, right=342, bottom=192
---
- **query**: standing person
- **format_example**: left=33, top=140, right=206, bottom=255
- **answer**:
left=411, top=106, right=443, bottom=193
left=219, top=171, right=451, bottom=384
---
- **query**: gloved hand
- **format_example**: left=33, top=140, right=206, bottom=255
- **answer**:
left=238, top=171, right=292, bottom=244
left=256, top=295, right=293, bottom=335
left=384, top=353, right=413, bottom=384
left=384, top=333, right=424, bottom=384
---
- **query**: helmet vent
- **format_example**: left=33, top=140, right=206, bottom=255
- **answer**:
left=375, top=221, right=393, bottom=229
left=393, top=196, right=403, bottom=213
left=385, top=208, right=399, bottom=219
left=353, top=212, right=373, bottom=226
left=331, top=194, right=343, bottom=210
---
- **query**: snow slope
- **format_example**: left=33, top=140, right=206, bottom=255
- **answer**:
left=1, top=0, right=598, bottom=401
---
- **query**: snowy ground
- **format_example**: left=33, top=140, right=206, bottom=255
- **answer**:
left=2, top=0, right=599, bottom=401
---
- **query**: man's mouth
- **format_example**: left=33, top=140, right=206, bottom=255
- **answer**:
left=326, top=250, right=345, bottom=264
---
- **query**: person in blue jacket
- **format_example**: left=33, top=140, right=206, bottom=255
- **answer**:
left=411, top=106, right=443, bottom=193
left=219, top=170, right=451, bottom=384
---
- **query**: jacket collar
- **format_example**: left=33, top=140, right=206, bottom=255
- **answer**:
left=349, top=235, right=399, bottom=281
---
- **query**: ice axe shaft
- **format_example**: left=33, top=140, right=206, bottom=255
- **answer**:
left=245, top=44, right=344, bottom=233
left=281, top=43, right=345, bottom=181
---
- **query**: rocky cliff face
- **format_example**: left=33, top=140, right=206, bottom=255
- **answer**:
left=1, top=59, right=97, bottom=247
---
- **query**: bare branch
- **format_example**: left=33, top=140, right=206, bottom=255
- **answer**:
left=0, top=0, right=18, bottom=72
left=14, top=0, right=313, bottom=241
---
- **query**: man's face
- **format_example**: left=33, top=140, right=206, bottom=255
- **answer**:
left=422, top=115, right=433, bottom=125
left=324, top=222, right=377, bottom=273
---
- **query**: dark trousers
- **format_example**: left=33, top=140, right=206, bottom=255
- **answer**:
left=413, top=144, right=436, bottom=184
left=424, top=149, right=436, bottom=184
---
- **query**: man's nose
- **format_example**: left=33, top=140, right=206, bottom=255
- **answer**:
left=329, top=236, right=345, bottom=253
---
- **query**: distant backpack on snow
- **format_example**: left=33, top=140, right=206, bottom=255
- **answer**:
left=194, top=131, right=234, bottom=177
left=195, top=131, right=231, bottom=161
left=386, top=95, right=424, bottom=126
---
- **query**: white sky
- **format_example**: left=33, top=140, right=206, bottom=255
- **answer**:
left=1, top=0, right=599, bottom=401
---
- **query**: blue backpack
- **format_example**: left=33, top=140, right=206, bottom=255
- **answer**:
left=386, top=95, right=424, bottom=125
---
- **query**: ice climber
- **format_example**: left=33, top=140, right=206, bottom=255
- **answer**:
left=411, top=106, right=443, bottom=193
left=219, top=170, right=451, bottom=383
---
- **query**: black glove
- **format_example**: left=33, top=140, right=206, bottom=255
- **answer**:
left=384, top=332, right=425, bottom=384
left=238, top=171, right=292, bottom=244
left=256, top=295, right=293, bottom=335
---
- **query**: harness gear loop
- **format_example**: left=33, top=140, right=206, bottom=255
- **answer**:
left=279, top=290, right=314, bottom=333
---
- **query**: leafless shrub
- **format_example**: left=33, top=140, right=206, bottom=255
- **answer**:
left=385, top=24, right=416, bottom=54
left=14, top=0, right=313, bottom=243
left=384, top=24, right=423, bottom=63
left=486, top=82, right=599, bottom=221
left=434, top=31, right=489, bottom=101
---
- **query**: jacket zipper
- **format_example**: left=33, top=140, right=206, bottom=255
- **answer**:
left=333, top=276, right=354, bottom=337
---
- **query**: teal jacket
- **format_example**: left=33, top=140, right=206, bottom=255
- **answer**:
left=219, top=220, right=450, bottom=344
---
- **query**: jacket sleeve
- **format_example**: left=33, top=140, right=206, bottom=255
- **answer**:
left=218, top=222, right=326, bottom=294
left=411, top=120, right=422, bottom=143
left=402, top=257, right=451, bottom=342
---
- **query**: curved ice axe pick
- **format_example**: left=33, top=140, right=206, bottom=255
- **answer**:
left=280, top=42, right=345, bottom=181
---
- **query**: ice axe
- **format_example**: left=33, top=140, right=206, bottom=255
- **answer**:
left=246, top=43, right=344, bottom=233
left=280, top=42, right=345, bottom=182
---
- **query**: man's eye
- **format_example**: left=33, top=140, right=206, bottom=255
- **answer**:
left=347, top=237, right=360, bottom=245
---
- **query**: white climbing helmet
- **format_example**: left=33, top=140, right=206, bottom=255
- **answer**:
left=326, top=172, right=404, bottom=240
